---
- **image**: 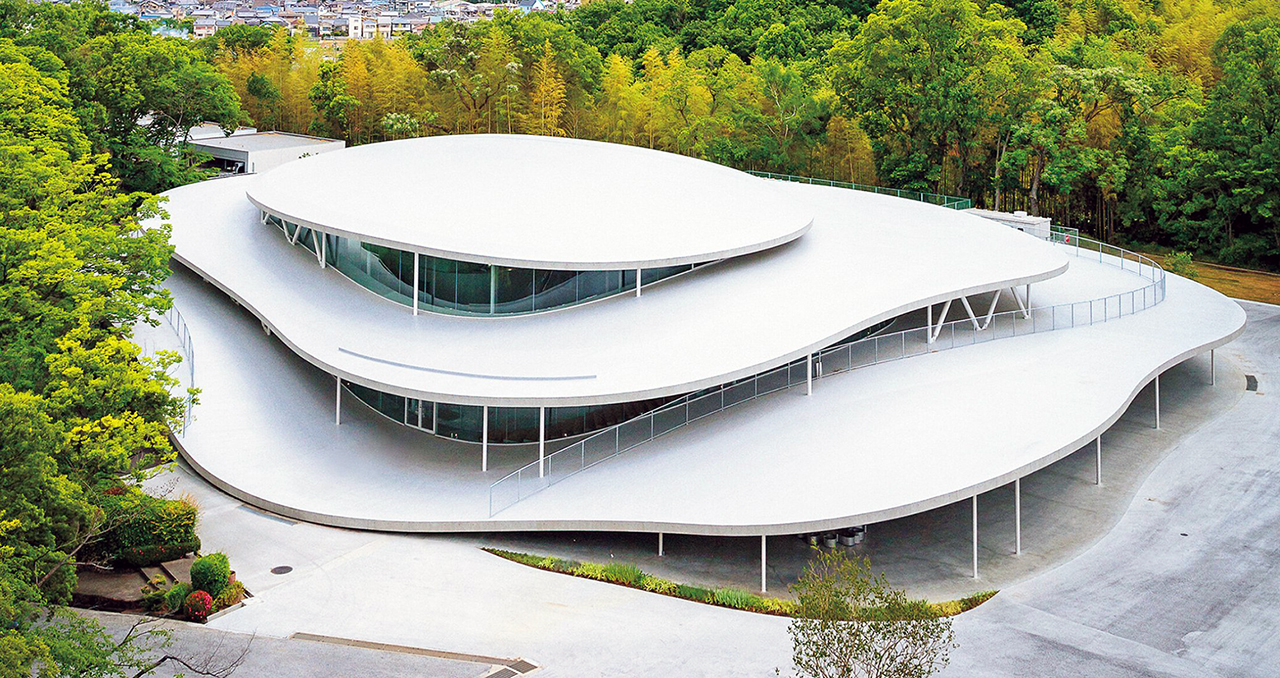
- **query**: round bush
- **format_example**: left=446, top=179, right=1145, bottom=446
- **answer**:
left=164, top=583, right=192, bottom=613
left=183, top=590, right=213, bottom=622
left=190, top=552, right=230, bottom=598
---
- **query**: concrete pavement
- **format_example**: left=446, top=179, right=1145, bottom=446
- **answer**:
left=941, top=300, right=1280, bottom=677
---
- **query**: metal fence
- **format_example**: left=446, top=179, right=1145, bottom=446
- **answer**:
left=749, top=170, right=973, bottom=210
left=487, top=231, right=1165, bottom=517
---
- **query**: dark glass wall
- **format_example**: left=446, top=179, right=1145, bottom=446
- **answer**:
left=267, top=212, right=698, bottom=316
left=341, top=380, right=679, bottom=445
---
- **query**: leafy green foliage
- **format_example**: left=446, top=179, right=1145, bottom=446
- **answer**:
left=92, top=487, right=200, bottom=567
left=789, top=549, right=956, bottom=678
left=190, top=552, right=231, bottom=598
left=164, top=582, right=191, bottom=613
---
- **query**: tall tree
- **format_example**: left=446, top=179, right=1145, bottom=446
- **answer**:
left=524, top=40, right=568, bottom=136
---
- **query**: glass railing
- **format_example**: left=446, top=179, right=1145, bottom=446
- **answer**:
left=162, top=306, right=196, bottom=435
left=749, top=171, right=973, bottom=210
left=487, top=232, right=1165, bottom=516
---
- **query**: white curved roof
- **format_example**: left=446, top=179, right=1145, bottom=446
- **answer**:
left=159, top=175, right=1069, bottom=407
left=246, top=135, right=813, bottom=269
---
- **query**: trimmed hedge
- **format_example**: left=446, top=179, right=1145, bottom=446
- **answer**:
left=95, top=487, right=200, bottom=567
left=190, top=552, right=230, bottom=598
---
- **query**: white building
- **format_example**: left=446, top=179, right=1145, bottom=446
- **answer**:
left=190, top=131, right=345, bottom=175
left=148, top=135, right=1244, bottom=587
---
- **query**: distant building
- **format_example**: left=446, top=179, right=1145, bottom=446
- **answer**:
left=190, top=131, right=345, bottom=175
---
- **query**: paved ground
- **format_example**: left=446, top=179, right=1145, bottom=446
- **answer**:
left=942, top=300, right=1280, bottom=677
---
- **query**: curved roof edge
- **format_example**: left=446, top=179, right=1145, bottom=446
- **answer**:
left=174, top=251, right=1065, bottom=408
left=246, top=190, right=814, bottom=272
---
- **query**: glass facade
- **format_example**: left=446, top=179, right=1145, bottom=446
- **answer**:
left=342, top=380, right=679, bottom=444
left=265, top=212, right=700, bottom=316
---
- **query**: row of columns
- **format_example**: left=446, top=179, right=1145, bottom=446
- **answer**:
left=969, top=356, right=1208, bottom=577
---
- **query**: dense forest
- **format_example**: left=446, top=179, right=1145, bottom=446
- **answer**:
left=204, top=0, right=1280, bottom=269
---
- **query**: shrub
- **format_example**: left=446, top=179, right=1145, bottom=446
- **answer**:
left=212, top=581, right=246, bottom=611
left=713, top=587, right=757, bottom=610
left=601, top=562, right=644, bottom=586
left=94, top=487, right=200, bottom=567
left=165, top=583, right=192, bottom=613
left=571, top=562, right=608, bottom=581
left=1165, top=251, right=1198, bottom=279
left=190, top=553, right=231, bottom=598
left=676, top=584, right=712, bottom=602
left=183, top=590, right=213, bottom=622
left=140, top=575, right=169, bottom=612
left=639, top=575, right=677, bottom=595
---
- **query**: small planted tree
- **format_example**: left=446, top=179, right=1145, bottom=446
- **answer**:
left=787, top=550, right=955, bottom=678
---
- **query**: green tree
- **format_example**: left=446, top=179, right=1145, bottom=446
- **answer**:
left=788, top=550, right=956, bottom=678
left=1160, top=17, right=1280, bottom=268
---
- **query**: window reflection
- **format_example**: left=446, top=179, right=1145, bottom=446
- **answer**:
left=265, top=210, right=702, bottom=316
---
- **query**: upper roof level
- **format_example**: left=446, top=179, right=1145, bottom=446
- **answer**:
left=245, top=134, right=814, bottom=270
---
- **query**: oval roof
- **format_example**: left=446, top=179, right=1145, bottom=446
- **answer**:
left=245, top=135, right=813, bottom=270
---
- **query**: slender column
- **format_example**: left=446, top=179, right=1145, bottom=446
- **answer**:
left=806, top=354, right=813, bottom=395
left=1211, top=349, right=1216, bottom=386
left=927, top=303, right=934, bottom=345
left=760, top=535, right=767, bottom=593
left=658, top=532, right=664, bottom=557
left=1095, top=436, right=1103, bottom=486
left=1155, top=374, right=1161, bottom=430
left=412, top=252, right=420, bottom=316
left=319, top=231, right=327, bottom=268
left=489, top=266, right=496, bottom=315
left=1014, top=479, right=1022, bottom=555
left=971, top=495, right=979, bottom=579
left=334, top=377, right=341, bottom=425
left=635, top=269, right=642, bottom=297
left=481, top=405, right=489, bottom=473
left=538, top=406, right=546, bottom=478
left=1024, top=284, right=1031, bottom=317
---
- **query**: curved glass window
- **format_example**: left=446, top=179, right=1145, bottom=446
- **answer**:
left=266, top=211, right=700, bottom=316
left=342, top=381, right=680, bottom=445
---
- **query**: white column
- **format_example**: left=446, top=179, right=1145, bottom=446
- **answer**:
left=1211, top=349, right=1216, bottom=386
left=1095, top=436, right=1102, bottom=486
left=971, top=495, right=979, bottom=579
left=319, top=231, right=327, bottom=269
left=658, top=532, right=664, bottom=557
left=334, top=377, right=341, bottom=425
left=806, top=354, right=813, bottom=395
left=1155, top=374, right=1161, bottom=430
left=1014, top=478, right=1022, bottom=555
left=635, top=269, right=642, bottom=297
left=926, top=303, right=934, bottom=344
left=1024, top=283, right=1031, bottom=317
left=538, top=406, right=546, bottom=478
left=412, top=252, right=420, bottom=316
left=760, top=535, right=767, bottom=593
left=481, top=405, right=489, bottom=472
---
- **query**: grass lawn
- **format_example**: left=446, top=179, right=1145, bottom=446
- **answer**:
left=1148, top=255, right=1280, bottom=305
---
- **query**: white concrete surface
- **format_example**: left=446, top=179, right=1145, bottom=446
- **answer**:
left=157, top=178, right=1068, bottom=406
left=245, top=135, right=812, bottom=269
left=192, top=131, right=344, bottom=175
left=163, top=238, right=1242, bottom=534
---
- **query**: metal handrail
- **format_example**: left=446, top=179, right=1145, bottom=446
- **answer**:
left=487, top=231, right=1165, bottom=516
left=748, top=171, right=974, bottom=210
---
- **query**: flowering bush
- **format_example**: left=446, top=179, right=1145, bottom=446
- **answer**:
left=183, top=590, right=213, bottom=622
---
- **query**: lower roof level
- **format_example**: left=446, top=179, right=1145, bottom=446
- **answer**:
left=153, top=245, right=1244, bottom=535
